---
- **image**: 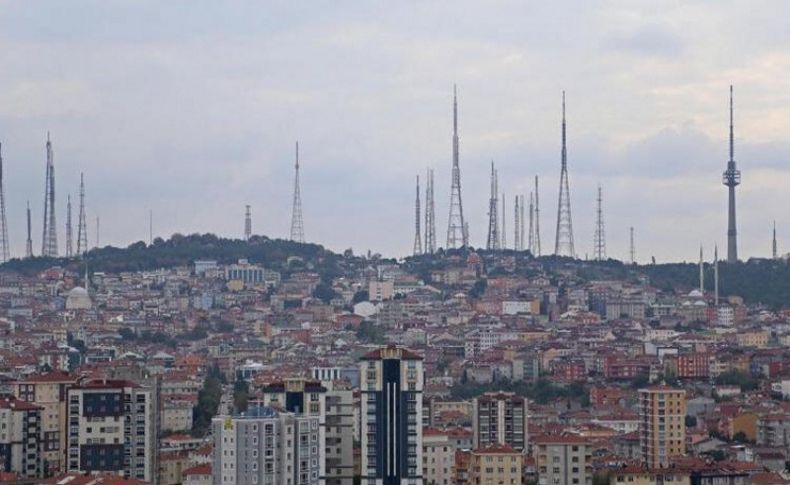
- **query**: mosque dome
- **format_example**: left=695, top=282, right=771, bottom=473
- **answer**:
left=66, top=286, right=92, bottom=310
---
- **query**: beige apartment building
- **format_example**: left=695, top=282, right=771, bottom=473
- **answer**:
left=638, top=386, right=687, bottom=468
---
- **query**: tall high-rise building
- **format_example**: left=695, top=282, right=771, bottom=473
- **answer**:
left=534, top=435, right=592, bottom=485
left=213, top=406, right=321, bottom=485
left=261, top=378, right=354, bottom=485
left=723, top=85, right=741, bottom=263
left=359, top=345, right=424, bottom=484
left=638, top=386, right=687, bottom=468
left=0, top=396, right=42, bottom=479
left=554, top=93, right=575, bottom=257
left=41, top=134, right=58, bottom=257
left=14, top=371, right=80, bottom=476
left=0, top=143, right=9, bottom=263
left=446, top=85, right=467, bottom=249
left=290, top=141, right=305, bottom=243
left=66, top=379, right=155, bottom=481
left=472, top=392, right=528, bottom=451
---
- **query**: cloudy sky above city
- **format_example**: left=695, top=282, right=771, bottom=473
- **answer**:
left=1, top=1, right=790, bottom=262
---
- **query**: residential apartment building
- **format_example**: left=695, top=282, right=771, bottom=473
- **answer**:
left=359, top=345, right=424, bottom=484
left=638, top=387, right=686, bottom=468
left=534, top=435, right=592, bottom=485
left=470, top=445, right=522, bottom=485
left=66, top=380, right=154, bottom=482
left=422, top=428, right=454, bottom=485
left=0, top=396, right=42, bottom=478
left=212, top=406, right=321, bottom=485
left=473, top=392, right=528, bottom=451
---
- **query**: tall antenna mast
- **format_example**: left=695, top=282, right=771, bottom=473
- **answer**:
left=0, top=143, right=9, bottom=263
left=25, top=201, right=32, bottom=258
left=699, top=245, right=704, bottom=294
left=554, top=92, right=575, bottom=257
left=528, top=192, right=535, bottom=253
left=446, top=84, right=467, bottom=248
left=723, top=85, right=741, bottom=263
left=424, top=168, right=436, bottom=254
left=485, top=162, right=499, bottom=250
left=714, top=244, right=719, bottom=306
left=42, top=133, right=58, bottom=257
left=629, top=226, right=635, bottom=264
left=514, top=195, right=520, bottom=251
left=244, top=205, right=252, bottom=241
left=65, top=194, right=73, bottom=258
left=413, top=176, right=422, bottom=256
left=534, top=175, right=541, bottom=256
left=593, top=185, right=606, bottom=260
left=772, top=221, right=778, bottom=259
left=501, top=191, right=507, bottom=250
left=77, top=172, right=88, bottom=255
left=289, top=141, right=305, bottom=243
left=149, top=209, right=153, bottom=245
left=95, top=216, right=99, bottom=249
left=519, top=195, right=525, bottom=252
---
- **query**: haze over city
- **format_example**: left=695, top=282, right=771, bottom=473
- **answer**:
left=2, top=1, right=790, bottom=261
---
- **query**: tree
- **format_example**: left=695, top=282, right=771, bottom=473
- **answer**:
left=352, top=290, right=369, bottom=304
left=685, top=415, right=698, bottom=428
left=312, top=282, right=338, bottom=304
left=233, top=378, right=249, bottom=413
left=732, top=431, right=749, bottom=443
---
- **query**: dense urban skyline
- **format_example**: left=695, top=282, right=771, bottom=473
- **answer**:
left=2, top=2, right=790, bottom=261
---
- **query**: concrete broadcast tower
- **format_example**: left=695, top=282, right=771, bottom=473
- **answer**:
left=723, top=85, right=741, bottom=263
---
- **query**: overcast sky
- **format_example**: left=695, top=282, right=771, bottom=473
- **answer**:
left=1, top=1, right=789, bottom=263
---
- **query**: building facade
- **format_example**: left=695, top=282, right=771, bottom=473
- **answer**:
left=638, top=387, right=687, bottom=468
left=534, top=435, right=592, bottom=485
left=473, top=392, right=528, bottom=451
left=0, top=396, right=42, bottom=478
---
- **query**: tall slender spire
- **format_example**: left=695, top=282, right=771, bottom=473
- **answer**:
left=149, top=209, right=153, bottom=245
left=723, top=85, right=741, bottom=263
left=244, top=205, right=252, bottom=241
left=772, top=220, right=778, bottom=259
left=593, top=185, right=606, bottom=261
left=65, top=194, right=73, bottom=258
left=699, top=245, right=704, bottom=294
left=0, top=143, right=9, bottom=263
left=528, top=192, right=535, bottom=253
left=534, top=176, right=541, bottom=256
left=77, top=173, right=88, bottom=255
left=714, top=244, right=719, bottom=306
left=446, top=84, right=467, bottom=248
left=486, top=162, right=499, bottom=250
left=629, top=226, right=635, bottom=264
left=41, top=133, right=58, bottom=257
left=554, top=92, right=575, bottom=257
left=424, top=168, right=436, bottom=254
left=519, top=195, right=525, bottom=252
left=95, top=215, right=99, bottom=249
left=514, top=195, right=520, bottom=251
left=413, top=176, right=422, bottom=256
left=25, top=201, right=32, bottom=258
left=289, top=141, right=305, bottom=243
left=501, top=192, right=507, bottom=250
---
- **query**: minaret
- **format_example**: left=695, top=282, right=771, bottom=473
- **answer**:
left=554, top=92, right=575, bottom=257
left=514, top=195, right=520, bottom=251
left=0, top=143, right=9, bottom=263
left=41, top=133, right=58, bottom=257
left=424, top=168, right=436, bottom=254
left=413, top=176, right=422, bottom=256
left=699, top=244, right=705, bottom=295
left=485, top=162, right=499, bottom=250
left=289, top=141, right=305, bottom=243
left=501, top=192, right=507, bottom=249
left=25, top=201, right=32, bottom=258
left=714, top=244, right=719, bottom=306
left=65, top=195, right=73, bottom=258
left=593, top=185, right=606, bottom=260
left=772, top=221, right=778, bottom=259
left=723, top=85, right=741, bottom=263
left=534, top=175, right=541, bottom=256
left=77, top=173, right=88, bottom=255
left=244, top=205, right=252, bottom=241
left=446, top=84, right=467, bottom=248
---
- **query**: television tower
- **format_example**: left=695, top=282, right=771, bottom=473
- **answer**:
left=0, top=143, right=9, bottom=263
left=593, top=185, right=606, bottom=260
left=25, top=201, right=32, bottom=258
left=629, top=226, right=635, bottom=264
left=244, top=205, right=252, bottom=241
left=534, top=175, right=541, bottom=256
left=723, top=85, right=741, bottom=263
left=554, top=92, right=575, bottom=257
left=446, top=85, right=467, bottom=249
left=514, top=196, right=520, bottom=251
left=41, top=133, right=58, bottom=257
left=290, top=141, right=305, bottom=243
left=65, top=195, right=73, bottom=258
left=413, top=176, right=422, bottom=256
left=424, top=168, right=436, bottom=254
left=772, top=221, right=778, bottom=259
left=485, top=162, right=499, bottom=250
left=77, top=173, right=88, bottom=255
